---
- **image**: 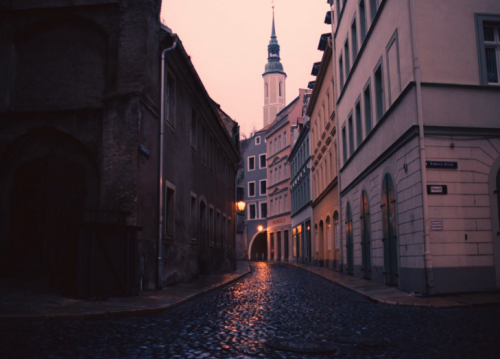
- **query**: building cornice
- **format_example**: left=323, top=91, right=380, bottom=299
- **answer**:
left=291, top=200, right=313, bottom=218
left=266, top=212, right=291, bottom=221
left=307, top=44, right=332, bottom=118
left=340, top=126, right=419, bottom=196
left=312, top=177, right=338, bottom=208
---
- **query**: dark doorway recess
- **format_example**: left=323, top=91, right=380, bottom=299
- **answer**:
left=277, top=232, right=282, bottom=261
left=382, top=173, right=398, bottom=286
left=346, top=202, right=354, bottom=275
left=10, top=156, right=86, bottom=275
left=361, top=191, right=372, bottom=280
left=284, top=230, right=289, bottom=261
left=250, top=231, right=268, bottom=261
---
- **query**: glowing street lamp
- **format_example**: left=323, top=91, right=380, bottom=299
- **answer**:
left=257, top=225, right=264, bottom=233
left=236, top=200, right=246, bottom=215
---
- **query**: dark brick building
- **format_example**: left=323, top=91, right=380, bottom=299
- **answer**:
left=0, top=0, right=240, bottom=294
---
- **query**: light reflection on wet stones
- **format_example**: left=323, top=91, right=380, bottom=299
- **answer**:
left=0, top=262, right=499, bottom=358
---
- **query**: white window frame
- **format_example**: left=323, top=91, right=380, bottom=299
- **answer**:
left=255, top=136, right=261, bottom=145
left=476, top=15, right=500, bottom=85
left=374, top=57, right=385, bottom=122
left=259, top=153, right=267, bottom=169
left=259, top=179, right=267, bottom=196
left=248, top=181, right=256, bottom=197
left=259, top=201, right=268, bottom=219
left=247, top=155, right=256, bottom=171
left=248, top=203, right=257, bottom=220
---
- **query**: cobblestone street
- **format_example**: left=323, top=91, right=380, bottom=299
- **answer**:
left=1, top=262, right=499, bottom=359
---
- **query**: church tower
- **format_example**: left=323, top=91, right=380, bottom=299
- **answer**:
left=263, top=8, right=287, bottom=128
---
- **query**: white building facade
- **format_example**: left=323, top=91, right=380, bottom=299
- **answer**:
left=332, top=0, right=500, bottom=294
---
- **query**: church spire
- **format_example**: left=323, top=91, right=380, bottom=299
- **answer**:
left=263, top=6, right=286, bottom=76
left=271, top=7, right=276, bottom=38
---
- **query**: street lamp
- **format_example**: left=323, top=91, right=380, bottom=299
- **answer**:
left=257, top=225, right=264, bottom=233
left=236, top=200, right=246, bottom=215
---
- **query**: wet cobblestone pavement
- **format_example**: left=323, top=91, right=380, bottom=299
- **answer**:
left=1, top=262, right=500, bottom=359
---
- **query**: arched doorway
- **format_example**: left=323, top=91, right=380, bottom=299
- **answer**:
left=319, top=220, right=324, bottom=267
left=333, top=212, right=339, bottom=269
left=361, top=191, right=372, bottom=280
left=9, top=156, right=86, bottom=272
left=306, top=221, right=312, bottom=263
left=314, top=223, right=318, bottom=262
left=382, top=173, right=398, bottom=286
left=270, top=232, right=275, bottom=260
left=277, top=231, right=282, bottom=261
left=326, top=216, right=331, bottom=252
left=0, top=128, right=100, bottom=292
left=346, top=203, right=354, bottom=275
left=250, top=231, right=268, bottom=261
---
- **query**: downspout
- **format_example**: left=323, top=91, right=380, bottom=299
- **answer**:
left=329, top=3, right=344, bottom=273
left=409, top=0, right=434, bottom=294
left=158, top=36, right=178, bottom=290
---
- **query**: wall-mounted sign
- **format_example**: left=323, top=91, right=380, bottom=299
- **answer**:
left=427, top=185, right=448, bottom=195
left=272, top=218, right=287, bottom=225
left=426, top=161, right=458, bottom=169
left=431, top=221, right=443, bottom=231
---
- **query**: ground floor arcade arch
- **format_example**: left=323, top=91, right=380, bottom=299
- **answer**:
left=249, top=231, right=268, bottom=261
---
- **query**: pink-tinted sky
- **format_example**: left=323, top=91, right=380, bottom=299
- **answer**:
left=161, top=0, right=330, bottom=137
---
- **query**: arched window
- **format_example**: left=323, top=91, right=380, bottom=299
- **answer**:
left=326, top=216, right=332, bottom=251
left=265, top=83, right=269, bottom=98
left=279, top=82, right=282, bottom=97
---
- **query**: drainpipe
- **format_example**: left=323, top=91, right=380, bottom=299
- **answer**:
left=158, top=36, right=178, bottom=290
left=329, top=3, right=344, bottom=273
left=409, top=0, right=434, bottom=294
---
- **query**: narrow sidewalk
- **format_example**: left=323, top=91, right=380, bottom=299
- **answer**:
left=0, top=261, right=250, bottom=324
left=286, top=261, right=500, bottom=308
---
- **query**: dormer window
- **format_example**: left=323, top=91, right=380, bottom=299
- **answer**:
left=255, top=136, right=261, bottom=145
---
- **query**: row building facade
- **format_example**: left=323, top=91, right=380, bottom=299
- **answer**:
left=330, top=0, right=500, bottom=294
left=0, top=0, right=240, bottom=296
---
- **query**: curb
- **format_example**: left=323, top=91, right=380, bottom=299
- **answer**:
left=0, top=265, right=251, bottom=325
left=285, top=262, right=500, bottom=309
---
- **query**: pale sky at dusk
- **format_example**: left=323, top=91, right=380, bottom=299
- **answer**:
left=161, top=0, right=331, bottom=137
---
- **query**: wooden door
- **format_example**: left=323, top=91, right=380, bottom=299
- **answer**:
left=361, top=191, right=372, bottom=279
left=346, top=203, right=354, bottom=275
left=382, top=173, right=398, bottom=286
left=10, top=156, right=86, bottom=272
